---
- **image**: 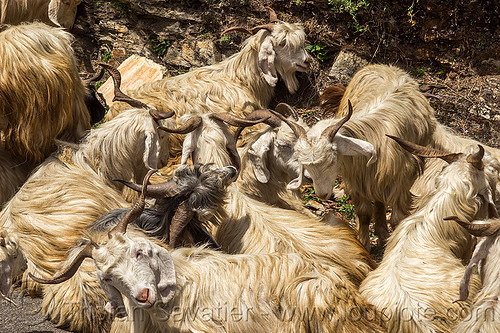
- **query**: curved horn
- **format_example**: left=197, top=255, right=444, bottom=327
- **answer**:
left=275, top=103, right=299, bottom=121
left=209, top=113, right=270, bottom=127
left=386, top=135, right=463, bottom=163
left=221, top=27, right=253, bottom=35
left=113, top=178, right=180, bottom=199
left=265, top=6, right=279, bottom=23
left=108, top=169, right=156, bottom=237
left=444, top=216, right=500, bottom=237
left=168, top=201, right=195, bottom=248
left=158, top=116, right=202, bottom=134
left=269, top=109, right=307, bottom=140
left=233, top=109, right=282, bottom=141
left=28, top=240, right=96, bottom=285
left=466, top=145, right=484, bottom=170
left=84, top=67, right=105, bottom=88
left=321, top=99, right=354, bottom=142
left=149, top=109, right=175, bottom=121
left=97, top=62, right=151, bottom=110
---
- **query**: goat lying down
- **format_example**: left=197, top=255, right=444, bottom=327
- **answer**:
left=30, top=172, right=386, bottom=333
left=445, top=217, right=500, bottom=333
left=360, top=137, right=499, bottom=333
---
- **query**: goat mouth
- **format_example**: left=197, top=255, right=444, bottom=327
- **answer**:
left=295, top=63, right=310, bottom=72
left=135, top=289, right=154, bottom=308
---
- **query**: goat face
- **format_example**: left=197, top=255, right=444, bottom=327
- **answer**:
left=0, top=236, right=27, bottom=298
left=93, top=234, right=176, bottom=313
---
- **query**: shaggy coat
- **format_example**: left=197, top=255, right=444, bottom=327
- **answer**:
left=360, top=147, right=499, bottom=333
left=293, top=64, right=438, bottom=247
left=0, top=148, right=34, bottom=206
left=0, top=22, right=90, bottom=163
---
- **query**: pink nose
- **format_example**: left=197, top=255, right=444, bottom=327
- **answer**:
left=135, top=288, right=152, bottom=305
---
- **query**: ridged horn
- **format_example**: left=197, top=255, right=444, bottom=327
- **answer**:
left=275, top=103, right=299, bottom=121
left=387, top=135, right=463, bottom=163
left=113, top=178, right=180, bottom=198
left=168, top=201, right=195, bottom=249
left=269, top=109, right=307, bottom=140
left=233, top=109, right=282, bottom=141
left=321, top=99, right=353, bottom=142
left=158, top=116, right=202, bottom=134
left=466, top=145, right=484, bottom=170
left=209, top=112, right=270, bottom=127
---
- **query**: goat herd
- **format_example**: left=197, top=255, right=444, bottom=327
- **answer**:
left=1, top=5, right=500, bottom=333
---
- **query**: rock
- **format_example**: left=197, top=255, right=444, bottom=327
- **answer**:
left=97, top=55, right=166, bottom=107
left=164, top=39, right=218, bottom=68
left=328, top=50, right=369, bottom=86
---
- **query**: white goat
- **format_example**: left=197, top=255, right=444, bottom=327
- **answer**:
left=279, top=64, right=438, bottom=247
left=446, top=217, right=500, bottom=333
left=0, top=22, right=90, bottom=163
left=0, top=0, right=81, bottom=29
left=360, top=138, right=499, bottom=333
left=29, top=189, right=387, bottom=333
left=0, top=148, right=34, bottom=207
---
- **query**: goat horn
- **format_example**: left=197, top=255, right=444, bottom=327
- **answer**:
left=221, top=27, right=253, bottom=35
left=169, top=200, right=196, bottom=248
left=209, top=113, right=270, bottom=127
left=28, top=240, right=97, bottom=284
left=321, top=99, right=354, bottom=142
left=265, top=6, right=279, bottom=23
left=444, top=216, right=500, bottom=237
left=158, top=116, right=202, bottom=134
left=114, top=178, right=180, bottom=198
left=233, top=109, right=281, bottom=141
left=386, top=135, right=463, bottom=163
left=98, top=62, right=151, bottom=110
left=466, top=145, right=484, bottom=170
left=109, top=169, right=156, bottom=237
left=149, top=109, right=175, bottom=121
left=269, top=109, right=307, bottom=140
left=275, top=103, right=299, bottom=121
left=84, top=67, right=105, bottom=87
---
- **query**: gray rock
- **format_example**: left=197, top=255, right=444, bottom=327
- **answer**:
left=328, top=50, right=369, bottom=86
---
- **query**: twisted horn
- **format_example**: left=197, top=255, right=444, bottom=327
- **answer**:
left=158, top=116, right=202, bottom=134
left=233, top=109, right=282, bottom=141
left=108, top=169, right=156, bottom=237
left=466, top=145, right=484, bottom=170
left=84, top=67, right=105, bottom=88
left=222, top=7, right=277, bottom=36
left=275, top=103, right=299, bottom=121
left=321, top=100, right=354, bottom=142
left=209, top=112, right=270, bottom=127
left=269, top=109, right=307, bottom=140
left=386, top=135, right=463, bottom=163
left=149, top=109, right=175, bottom=121
left=265, top=6, right=279, bottom=23
left=168, top=201, right=195, bottom=249
left=28, top=240, right=97, bottom=285
left=114, top=178, right=180, bottom=198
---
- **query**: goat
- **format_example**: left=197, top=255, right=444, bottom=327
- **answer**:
left=0, top=231, right=26, bottom=301
left=0, top=0, right=82, bottom=29
left=0, top=22, right=92, bottom=163
left=445, top=217, right=500, bottom=332
left=30, top=175, right=386, bottom=333
left=359, top=137, right=499, bottom=333
left=277, top=64, right=438, bottom=247
left=106, top=7, right=311, bottom=157
left=0, top=148, right=35, bottom=207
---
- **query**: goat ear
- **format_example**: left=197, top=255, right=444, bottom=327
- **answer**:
left=287, top=164, right=304, bottom=190
left=479, top=187, right=499, bottom=218
left=258, top=34, right=278, bottom=87
left=48, top=0, right=79, bottom=29
left=335, top=133, right=377, bottom=165
left=181, top=133, right=196, bottom=165
left=98, top=275, right=128, bottom=318
left=248, top=132, right=275, bottom=183
left=144, top=131, right=160, bottom=170
left=155, top=246, right=177, bottom=304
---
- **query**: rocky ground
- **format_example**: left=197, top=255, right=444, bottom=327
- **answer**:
left=1, top=0, right=498, bottom=331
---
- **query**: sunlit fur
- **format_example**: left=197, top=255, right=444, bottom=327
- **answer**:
left=454, top=220, right=500, bottom=333
left=360, top=148, right=498, bottom=333
left=60, top=232, right=386, bottom=333
left=0, top=22, right=90, bottom=163
left=0, top=161, right=128, bottom=332
left=0, top=0, right=81, bottom=28
left=295, top=64, right=437, bottom=245
left=412, top=123, right=500, bottom=210
left=106, top=22, right=308, bottom=157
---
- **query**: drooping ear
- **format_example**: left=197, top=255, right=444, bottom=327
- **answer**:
left=287, top=164, right=304, bottom=190
left=48, top=0, right=80, bottom=29
left=144, top=131, right=160, bottom=170
left=258, top=33, right=278, bottom=87
left=155, top=246, right=177, bottom=305
left=335, top=133, right=377, bottom=166
left=99, top=280, right=127, bottom=318
left=248, top=132, right=275, bottom=183
left=479, top=187, right=499, bottom=218
left=181, top=132, right=196, bottom=165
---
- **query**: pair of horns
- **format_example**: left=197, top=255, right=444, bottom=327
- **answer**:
left=444, top=216, right=500, bottom=237
left=387, top=135, right=485, bottom=170
left=97, top=62, right=175, bottom=121
left=233, top=103, right=299, bottom=141
left=28, top=169, right=156, bottom=285
left=222, top=7, right=279, bottom=36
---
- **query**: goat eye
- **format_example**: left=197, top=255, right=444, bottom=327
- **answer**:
left=136, top=249, right=143, bottom=260
left=102, top=276, right=112, bottom=283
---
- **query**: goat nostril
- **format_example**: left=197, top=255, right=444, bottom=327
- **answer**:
left=135, top=288, right=151, bottom=303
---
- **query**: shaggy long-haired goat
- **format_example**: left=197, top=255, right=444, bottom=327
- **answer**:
left=0, top=22, right=92, bottom=163
left=445, top=217, right=500, bottom=332
left=30, top=176, right=386, bottom=333
left=0, top=0, right=81, bottom=29
left=359, top=137, right=499, bottom=333
left=279, top=64, right=438, bottom=247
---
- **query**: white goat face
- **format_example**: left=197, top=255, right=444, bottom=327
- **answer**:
left=93, top=235, right=177, bottom=311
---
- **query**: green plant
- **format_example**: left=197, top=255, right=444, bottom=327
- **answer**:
left=407, top=1, right=416, bottom=27
left=108, top=0, right=130, bottom=17
left=175, top=68, right=189, bottom=76
left=93, top=81, right=104, bottom=90
left=147, top=35, right=170, bottom=57
left=302, top=185, right=321, bottom=203
left=220, top=35, right=231, bottom=43
left=336, top=196, right=356, bottom=221
left=328, top=0, right=369, bottom=33
left=102, top=50, right=112, bottom=63
left=412, top=67, right=426, bottom=77
left=305, top=42, right=331, bottom=63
